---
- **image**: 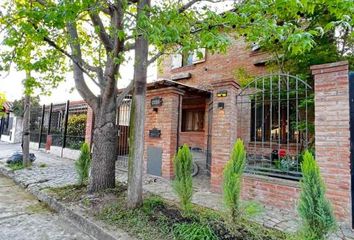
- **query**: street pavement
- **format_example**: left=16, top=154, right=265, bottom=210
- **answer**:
left=0, top=142, right=94, bottom=240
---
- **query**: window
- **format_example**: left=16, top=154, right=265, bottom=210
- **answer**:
left=250, top=101, right=298, bottom=143
left=171, top=48, right=206, bottom=69
left=181, top=109, right=204, bottom=132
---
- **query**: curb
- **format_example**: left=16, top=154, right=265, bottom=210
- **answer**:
left=0, top=165, right=132, bottom=240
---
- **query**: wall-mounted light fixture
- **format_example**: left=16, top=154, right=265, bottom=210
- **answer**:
left=218, top=102, right=224, bottom=110
left=217, top=90, right=227, bottom=97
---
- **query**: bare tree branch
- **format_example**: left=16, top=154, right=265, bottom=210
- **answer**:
left=40, top=34, right=102, bottom=89
left=116, top=80, right=134, bottom=107
left=102, top=2, right=125, bottom=101
left=148, top=51, right=165, bottom=65
left=67, top=22, right=98, bottom=109
left=178, top=0, right=205, bottom=13
left=89, top=12, right=113, bottom=52
left=124, top=42, right=135, bottom=51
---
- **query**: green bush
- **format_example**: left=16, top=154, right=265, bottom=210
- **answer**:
left=67, top=114, right=87, bottom=137
left=75, top=143, right=91, bottom=185
left=173, top=144, right=193, bottom=213
left=298, top=151, right=336, bottom=240
left=173, top=222, right=217, bottom=240
left=66, top=114, right=87, bottom=150
left=223, top=139, right=246, bottom=222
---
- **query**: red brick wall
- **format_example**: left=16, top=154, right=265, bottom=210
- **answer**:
left=144, top=87, right=184, bottom=178
left=158, top=38, right=267, bottom=88
left=242, top=175, right=300, bottom=210
left=179, top=132, right=205, bottom=150
left=210, top=80, right=239, bottom=189
left=311, top=61, right=351, bottom=222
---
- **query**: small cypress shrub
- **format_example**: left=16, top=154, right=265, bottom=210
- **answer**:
left=223, top=139, right=246, bottom=222
left=173, top=144, right=193, bottom=213
left=75, top=143, right=91, bottom=185
left=298, top=150, right=336, bottom=240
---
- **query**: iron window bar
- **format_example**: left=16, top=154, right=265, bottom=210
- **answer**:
left=236, top=73, right=312, bottom=181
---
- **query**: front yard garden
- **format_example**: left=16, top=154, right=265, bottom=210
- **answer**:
left=46, top=183, right=287, bottom=240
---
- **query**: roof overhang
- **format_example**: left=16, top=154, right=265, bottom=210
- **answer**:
left=146, top=79, right=211, bottom=97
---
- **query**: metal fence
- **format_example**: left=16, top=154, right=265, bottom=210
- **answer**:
left=30, top=106, right=43, bottom=143
left=29, top=101, right=87, bottom=151
left=116, top=98, right=132, bottom=170
left=66, top=103, right=87, bottom=150
left=236, top=73, right=313, bottom=181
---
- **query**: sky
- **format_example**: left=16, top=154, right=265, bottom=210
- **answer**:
left=0, top=0, right=234, bottom=105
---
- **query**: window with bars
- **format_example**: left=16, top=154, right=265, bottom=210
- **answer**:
left=236, top=74, right=313, bottom=181
left=250, top=101, right=299, bottom=143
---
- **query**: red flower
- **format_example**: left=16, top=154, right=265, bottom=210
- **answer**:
left=278, top=149, right=286, bottom=158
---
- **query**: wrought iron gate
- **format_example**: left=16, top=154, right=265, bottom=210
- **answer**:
left=116, top=98, right=132, bottom=170
left=236, top=73, right=313, bottom=181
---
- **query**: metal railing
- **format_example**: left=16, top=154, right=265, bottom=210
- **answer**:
left=29, top=101, right=87, bottom=151
left=236, top=73, right=313, bottom=181
left=116, top=99, right=132, bottom=170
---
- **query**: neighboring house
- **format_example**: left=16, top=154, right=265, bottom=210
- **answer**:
left=0, top=102, right=23, bottom=143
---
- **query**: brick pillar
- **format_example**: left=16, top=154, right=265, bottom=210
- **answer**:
left=85, top=106, right=94, bottom=146
left=311, top=61, right=351, bottom=222
left=144, top=87, right=184, bottom=179
left=210, top=79, right=240, bottom=190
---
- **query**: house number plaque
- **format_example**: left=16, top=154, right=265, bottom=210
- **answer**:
left=149, top=128, right=161, bottom=138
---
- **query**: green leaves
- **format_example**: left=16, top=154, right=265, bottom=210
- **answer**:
left=145, top=2, right=230, bottom=55
left=227, top=0, right=353, bottom=65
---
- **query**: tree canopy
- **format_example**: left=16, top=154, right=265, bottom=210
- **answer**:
left=12, top=96, right=40, bottom=117
left=226, top=0, right=354, bottom=73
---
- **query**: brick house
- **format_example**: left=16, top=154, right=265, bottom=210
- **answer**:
left=38, top=37, right=352, bottom=227
left=138, top=38, right=352, bottom=226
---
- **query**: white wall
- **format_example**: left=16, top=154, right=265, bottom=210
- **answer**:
left=1, top=113, right=23, bottom=144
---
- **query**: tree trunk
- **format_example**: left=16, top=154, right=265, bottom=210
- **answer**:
left=88, top=100, right=118, bottom=193
left=22, top=72, right=31, bottom=168
left=127, top=0, right=150, bottom=209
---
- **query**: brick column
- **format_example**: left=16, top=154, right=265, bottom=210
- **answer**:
left=85, top=106, right=94, bottom=147
left=144, top=87, right=184, bottom=179
left=311, top=61, right=351, bottom=222
left=210, top=79, right=240, bottom=190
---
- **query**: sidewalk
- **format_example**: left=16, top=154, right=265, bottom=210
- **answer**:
left=0, top=141, right=353, bottom=239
